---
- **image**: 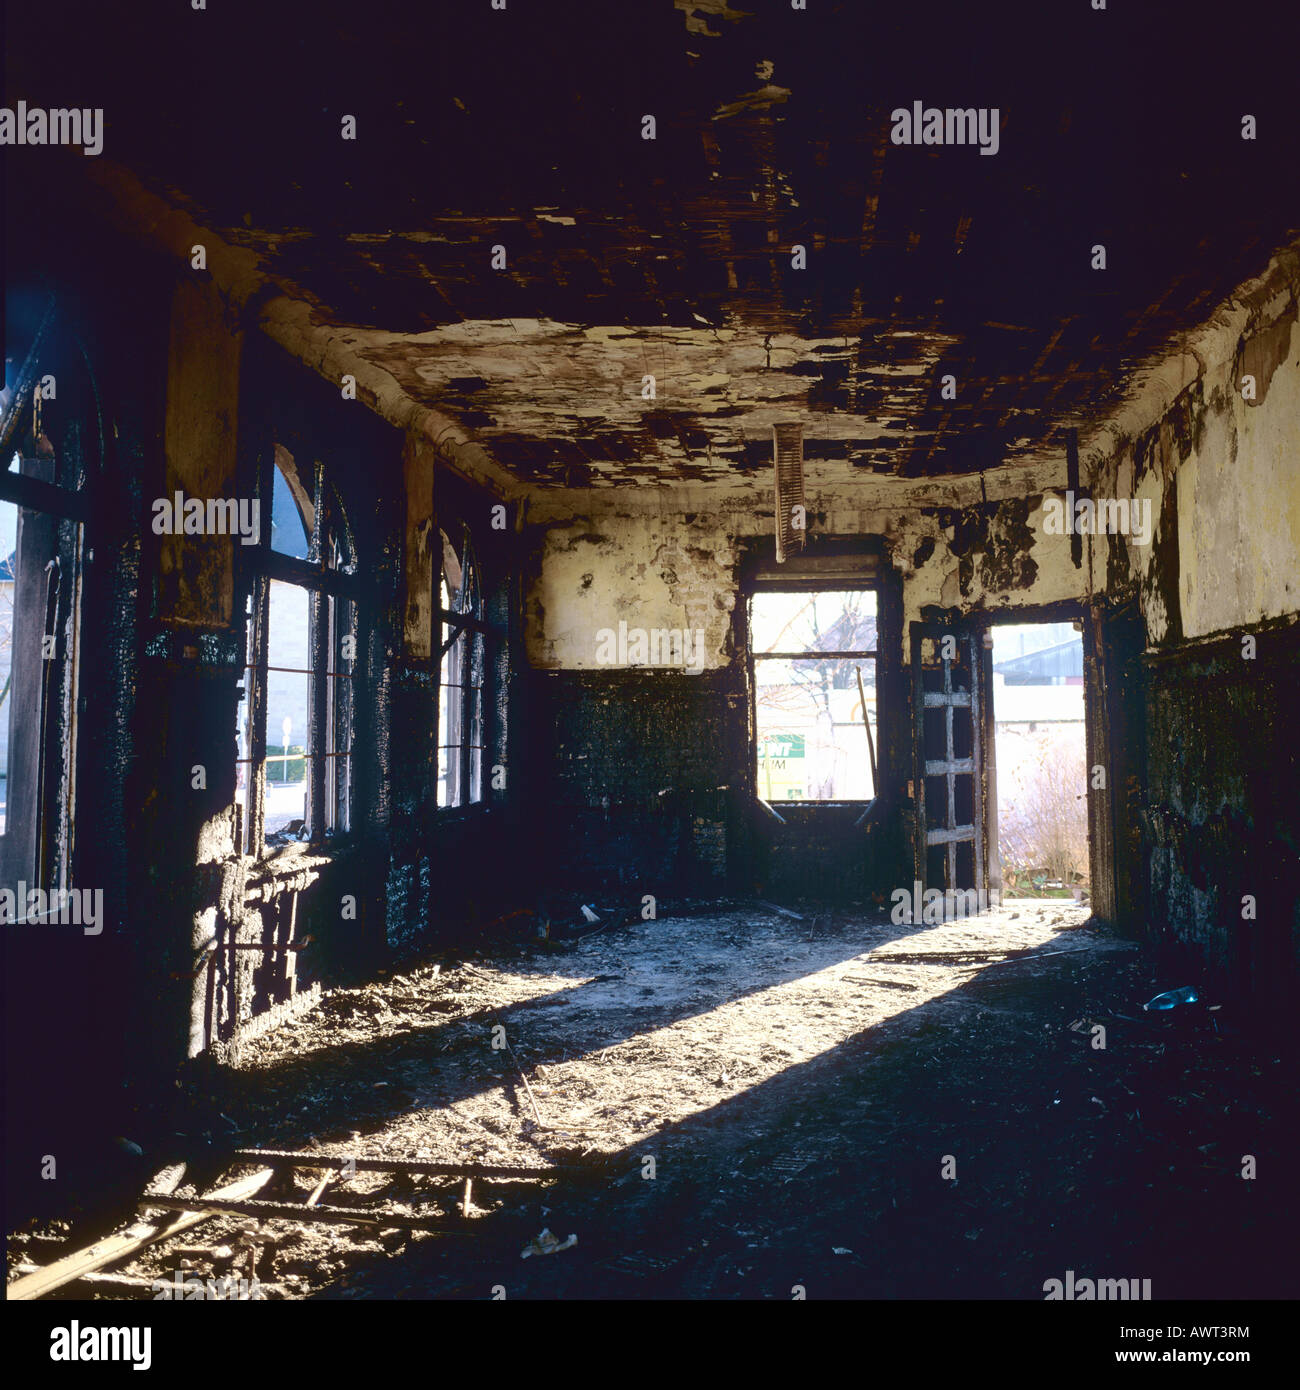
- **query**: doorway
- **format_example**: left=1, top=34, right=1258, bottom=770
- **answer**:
left=909, top=612, right=1095, bottom=916
left=989, top=621, right=1088, bottom=905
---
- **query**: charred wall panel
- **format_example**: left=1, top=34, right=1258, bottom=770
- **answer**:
left=530, top=668, right=750, bottom=897
left=1085, top=604, right=1147, bottom=933
left=756, top=805, right=867, bottom=900
left=1143, top=623, right=1300, bottom=1020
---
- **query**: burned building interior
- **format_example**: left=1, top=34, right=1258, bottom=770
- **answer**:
left=3, top=0, right=1300, bottom=1324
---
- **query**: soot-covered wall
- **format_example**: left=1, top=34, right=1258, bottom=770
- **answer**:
left=1143, top=625, right=1300, bottom=1018
left=530, top=668, right=748, bottom=898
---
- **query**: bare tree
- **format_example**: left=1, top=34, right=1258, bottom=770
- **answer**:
left=999, top=730, right=1088, bottom=888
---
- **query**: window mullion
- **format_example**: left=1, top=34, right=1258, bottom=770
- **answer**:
left=307, top=585, right=329, bottom=840
left=248, top=574, right=271, bottom=854
left=455, top=631, right=469, bottom=805
left=459, top=670, right=472, bottom=808
left=438, top=612, right=470, bottom=657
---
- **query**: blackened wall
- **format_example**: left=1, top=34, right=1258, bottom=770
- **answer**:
left=1143, top=622, right=1300, bottom=1024
left=528, top=668, right=751, bottom=900
left=2, top=225, right=169, bottom=1224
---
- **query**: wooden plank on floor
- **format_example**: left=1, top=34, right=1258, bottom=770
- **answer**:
left=231, top=1148, right=574, bottom=1179
left=141, top=1194, right=458, bottom=1232
left=6, top=1167, right=275, bottom=1302
left=304, top=1171, right=333, bottom=1207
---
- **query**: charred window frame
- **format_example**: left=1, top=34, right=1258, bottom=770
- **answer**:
left=436, top=521, right=501, bottom=811
left=235, top=448, right=357, bottom=855
left=748, top=586, right=880, bottom=804
left=0, top=315, right=89, bottom=900
left=740, top=542, right=891, bottom=810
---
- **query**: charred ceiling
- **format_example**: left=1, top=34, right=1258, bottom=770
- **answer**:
left=8, top=0, right=1299, bottom=489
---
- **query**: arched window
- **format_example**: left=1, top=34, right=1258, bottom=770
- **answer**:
left=235, top=446, right=356, bottom=853
left=437, top=523, right=488, bottom=808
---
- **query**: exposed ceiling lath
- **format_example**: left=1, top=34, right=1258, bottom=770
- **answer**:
left=773, top=422, right=806, bottom=564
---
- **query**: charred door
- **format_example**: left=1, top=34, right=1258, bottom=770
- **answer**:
left=912, top=623, right=989, bottom=897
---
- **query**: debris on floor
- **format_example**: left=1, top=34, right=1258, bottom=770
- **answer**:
left=8, top=900, right=1297, bottom=1300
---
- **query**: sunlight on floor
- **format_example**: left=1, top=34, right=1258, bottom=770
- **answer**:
left=420, top=904, right=1079, bottom=1153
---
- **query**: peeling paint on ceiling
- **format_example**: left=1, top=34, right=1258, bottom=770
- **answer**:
left=20, top=0, right=1297, bottom=494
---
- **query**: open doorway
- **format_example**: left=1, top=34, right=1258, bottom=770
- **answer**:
left=989, top=621, right=1089, bottom=906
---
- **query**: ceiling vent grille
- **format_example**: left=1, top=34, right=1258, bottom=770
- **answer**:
left=772, top=421, right=806, bottom=564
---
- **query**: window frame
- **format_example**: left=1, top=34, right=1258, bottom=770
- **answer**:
left=0, top=335, right=91, bottom=899
left=747, top=580, right=882, bottom=807
left=236, top=451, right=358, bottom=856
left=436, top=521, right=501, bottom=814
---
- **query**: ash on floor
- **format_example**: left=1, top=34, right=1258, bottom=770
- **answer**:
left=13, top=901, right=1296, bottom=1301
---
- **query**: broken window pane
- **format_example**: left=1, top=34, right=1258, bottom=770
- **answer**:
left=326, top=593, right=355, bottom=834
left=953, top=705, right=974, bottom=760
left=923, top=705, right=947, bottom=760
left=238, top=449, right=356, bottom=855
left=438, top=626, right=468, bottom=808
left=468, top=630, right=485, bottom=804
left=264, top=682, right=309, bottom=837
left=752, top=587, right=879, bottom=803
left=235, top=592, right=255, bottom=851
